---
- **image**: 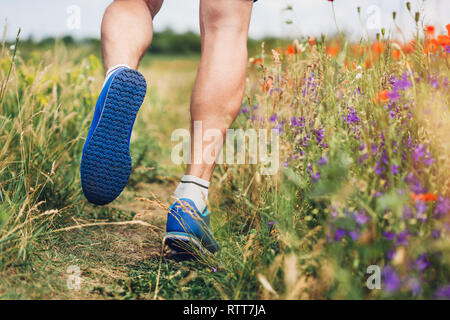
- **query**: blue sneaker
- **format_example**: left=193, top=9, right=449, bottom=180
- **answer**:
left=164, top=198, right=220, bottom=255
left=80, top=67, right=147, bottom=205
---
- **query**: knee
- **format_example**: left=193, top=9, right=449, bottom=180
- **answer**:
left=201, top=4, right=250, bottom=38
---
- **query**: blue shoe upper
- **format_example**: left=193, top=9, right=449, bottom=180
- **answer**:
left=166, top=198, right=220, bottom=253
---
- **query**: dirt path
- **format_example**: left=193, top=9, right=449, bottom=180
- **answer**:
left=46, top=181, right=176, bottom=299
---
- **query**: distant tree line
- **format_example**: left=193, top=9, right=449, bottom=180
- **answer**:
left=12, top=29, right=289, bottom=57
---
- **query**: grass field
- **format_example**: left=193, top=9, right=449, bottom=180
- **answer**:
left=0, top=20, right=449, bottom=299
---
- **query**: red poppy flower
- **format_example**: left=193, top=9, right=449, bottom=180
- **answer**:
left=392, top=50, right=401, bottom=60
left=373, top=90, right=389, bottom=103
left=252, top=58, right=262, bottom=65
left=372, top=41, right=385, bottom=54
left=425, top=25, right=435, bottom=37
left=326, top=45, right=340, bottom=57
left=286, top=44, right=296, bottom=55
left=437, top=35, right=450, bottom=47
left=410, top=192, right=438, bottom=202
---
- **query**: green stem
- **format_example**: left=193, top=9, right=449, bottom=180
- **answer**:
left=331, top=3, right=341, bottom=35
left=0, top=28, right=20, bottom=107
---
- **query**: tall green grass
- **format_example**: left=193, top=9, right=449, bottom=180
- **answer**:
left=0, top=34, right=101, bottom=267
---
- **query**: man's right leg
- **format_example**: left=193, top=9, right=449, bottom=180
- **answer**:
left=165, top=0, right=254, bottom=257
left=81, top=0, right=162, bottom=205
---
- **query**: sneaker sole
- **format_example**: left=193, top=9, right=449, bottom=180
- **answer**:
left=80, top=69, right=146, bottom=205
left=164, top=232, right=209, bottom=257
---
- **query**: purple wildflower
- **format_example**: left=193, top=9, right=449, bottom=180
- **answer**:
left=430, top=77, right=440, bottom=89
left=348, top=230, right=358, bottom=240
left=435, top=196, right=450, bottom=218
left=396, top=230, right=409, bottom=246
left=371, top=143, right=378, bottom=154
left=354, top=210, right=369, bottom=225
left=383, top=231, right=396, bottom=241
left=269, top=113, right=278, bottom=123
left=387, top=90, right=401, bottom=101
left=375, top=161, right=384, bottom=175
left=383, top=266, right=401, bottom=293
left=393, top=73, right=412, bottom=91
left=273, top=123, right=283, bottom=134
left=415, top=201, right=427, bottom=222
left=331, top=207, right=338, bottom=218
left=314, top=128, right=324, bottom=144
left=402, top=206, right=413, bottom=219
left=345, top=107, right=360, bottom=125
left=334, top=229, right=346, bottom=241
left=311, top=172, right=321, bottom=182
left=317, top=156, right=328, bottom=166
left=360, top=143, right=366, bottom=151
left=391, top=164, right=399, bottom=175
left=359, top=153, right=369, bottom=164
left=435, top=285, right=450, bottom=299
left=387, top=249, right=396, bottom=260
left=412, top=144, right=434, bottom=166
left=432, top=229, right=441, bottom=239
left=415, top=253, right=430, bottom=271
left=405, top=173, right=427, bottom=194
left=268, top=220, right=276, bottom=229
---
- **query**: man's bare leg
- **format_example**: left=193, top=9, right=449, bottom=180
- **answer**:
left=81, top=0, right=163, bottom=205
left=101, top=0, right=163, bottom=71
left=174, top=0, right=253, bottom=209
left=188, top=0, right=253, bottom=180
left=166, top=0, right=254, bottom=255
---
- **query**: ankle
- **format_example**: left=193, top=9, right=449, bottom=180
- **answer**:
left=186, top=166, right=214, bottom=182
left=174, top=175, right=210, bottom=212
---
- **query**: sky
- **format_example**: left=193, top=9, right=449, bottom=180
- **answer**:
left=0, top=0, right=449, bottom=41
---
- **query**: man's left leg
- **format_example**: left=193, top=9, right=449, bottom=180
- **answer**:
left=165, top=0, right=254, bottom=255
left=81, top=0, right=162, bottom=205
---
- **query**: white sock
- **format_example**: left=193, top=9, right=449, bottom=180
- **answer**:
left=174, top=175, right=210, bottom=213
left=103, top=64, right=132, bottom=87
